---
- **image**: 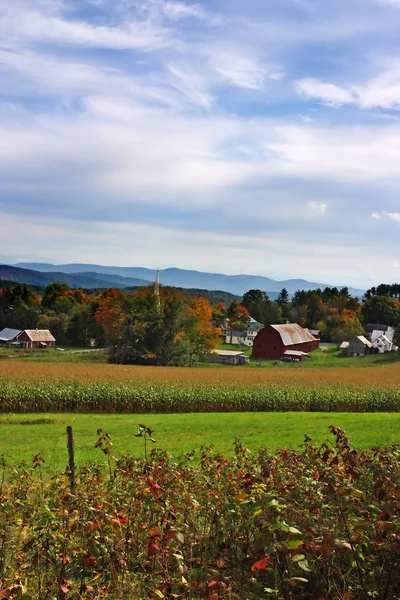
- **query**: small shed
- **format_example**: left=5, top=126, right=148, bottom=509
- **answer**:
left=252, top=323, right=319, bottom=360
left=15, top=330, right=56, bottom=349
left=0, top=328, right=22, bottom=345
left=282, top=350, right=308, bottom=362
left=306, top=328, right=321, bottom=340
left=205, top=350, right=249, bottom=365
left=348, top=335, right=372, bottom=357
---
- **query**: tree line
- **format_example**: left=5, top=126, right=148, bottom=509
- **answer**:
left=1, top=281, right=400, bottom=360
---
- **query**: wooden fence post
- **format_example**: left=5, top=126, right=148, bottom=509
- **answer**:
left=66, top=426, right=76, bottom=493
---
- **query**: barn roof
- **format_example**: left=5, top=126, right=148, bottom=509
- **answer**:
left=0, top=328, right=21, bottom=342
left=270, top=323, right=318, bottom=346
left=19, top=330, right=56, bottom=342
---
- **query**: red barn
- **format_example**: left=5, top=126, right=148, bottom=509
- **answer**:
left=252, top=323, right=319, bottom=360
left=15, top=329, right=56, bottom=349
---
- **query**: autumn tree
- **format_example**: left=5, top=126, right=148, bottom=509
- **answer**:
left=110, top=287, right=220, bottom=366
left=211, top=302, right=227, bottom=329
left=94, top=289, right=126, bottom=345
left=321, top=308, right=365, bottom=343
left=183, top=297, right=221, bottom=363
left=227, top=300, right=250, bottom=329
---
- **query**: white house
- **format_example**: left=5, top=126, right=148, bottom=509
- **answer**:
left=370, top=326, right=395, bottom=344
left=371, top=333, right=398, bottom=354
left=225, top=320, right=263, bottom=348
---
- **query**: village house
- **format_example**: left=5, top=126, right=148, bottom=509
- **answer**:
left=14, top=329, right=56, bottom=349
left=371, top=333, right=398, bottom=354
left=225, top=319, right=264, bottom=348
left=251, top=323, right=319, bottom=360
left=347, top=335, right=372, bottom=357
left=366, top=324, right=395, bottom=342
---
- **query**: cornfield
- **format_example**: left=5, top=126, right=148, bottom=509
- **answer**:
left=1, top=361, right=399, bottom=413
left=1, top=377, right=400, bottom=413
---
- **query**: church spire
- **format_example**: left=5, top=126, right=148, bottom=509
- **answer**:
left=154, top=267, right=160, bottom=312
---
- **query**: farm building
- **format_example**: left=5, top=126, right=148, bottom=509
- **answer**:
left=14, top=329, right=56, bottom=349
left=204, top=350, right=249, bottom=365
left=225, top=320, right=263, bottom=348
left=347, top=336, right=372, bottom=357
left=306, top=328, right=321, bottom=340
left=371, top=334, right=398, bottom=354
left=0, top=328, right=22, bottom=345
left=366, top=324, right=395, bottom=342
left=251, top=323, right=319, bottom=360
left=282, top=350, right=309, bottom=362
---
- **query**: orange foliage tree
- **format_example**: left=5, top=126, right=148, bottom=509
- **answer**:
left=94, top=289, right=126, bottom=345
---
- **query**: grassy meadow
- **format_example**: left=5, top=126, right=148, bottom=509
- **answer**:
left=0, top=343, right=399, bottom=367
left=1, top=412, right=400, bottom=476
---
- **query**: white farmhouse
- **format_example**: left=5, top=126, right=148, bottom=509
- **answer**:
left=225, top=320, right=263, bottom=348
left=371, top=333, right=398, bottom=354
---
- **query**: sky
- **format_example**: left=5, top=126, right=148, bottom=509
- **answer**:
left=1, top=0, right=400, bottom=288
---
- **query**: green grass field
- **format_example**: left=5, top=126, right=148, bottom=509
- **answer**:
left=1, top=412, right=399, bottom=475
left=1, top=343, right=398, bottom=368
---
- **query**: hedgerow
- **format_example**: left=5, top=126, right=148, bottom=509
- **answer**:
left=0, top=427, right=399, bottom=599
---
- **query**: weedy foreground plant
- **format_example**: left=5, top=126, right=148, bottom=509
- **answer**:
left=0, top=427, right=400, bottom=599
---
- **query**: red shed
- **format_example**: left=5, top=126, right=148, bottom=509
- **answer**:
left=15, top=329, right=56, bottom=349
left=252, top=323, right=319, bottom=360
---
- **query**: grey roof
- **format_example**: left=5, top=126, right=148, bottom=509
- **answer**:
left=0, top=328, right=22, bottom=342
left=230, top=331, right=246, bottom=338
left=270, top=323, right=318, bottom=346
left=366, top=323, right=390, bottom=332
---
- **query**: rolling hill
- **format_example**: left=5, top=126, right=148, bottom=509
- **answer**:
left=12, top=262, right=365, bottom=297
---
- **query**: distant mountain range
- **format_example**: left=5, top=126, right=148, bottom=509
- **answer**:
left=0, top=262, right=366, bottom=298
left=0, top=265, right=148, bottom=290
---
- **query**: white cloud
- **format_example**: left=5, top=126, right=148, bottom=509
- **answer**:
left=297, top=60, right=400, bottom=110
left=296, top=78, right=355, bottom=107
left=372, top=211, right=400, bottom=222
left=162, top=1, right=223, bottom=24
left=1, top=211, right=398, bottom=287
left=307, top=201, right=327, bottom=215
left=1, top=7, right=173, bottom=52
left=167, top=63, right=214, bottom=108
left=200, top=44, right=279, bottom=91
